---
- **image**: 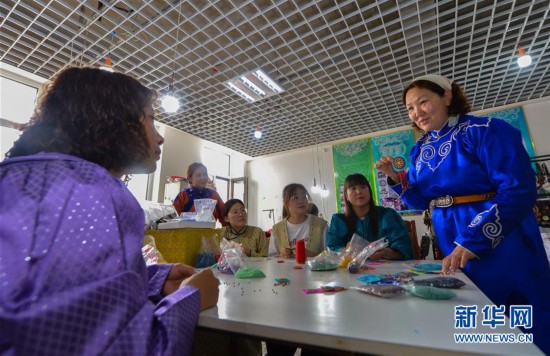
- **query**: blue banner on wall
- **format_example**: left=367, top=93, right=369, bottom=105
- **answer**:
left=485, top=106, right=535, bottom=157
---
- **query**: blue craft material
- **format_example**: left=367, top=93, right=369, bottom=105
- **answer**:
left=195, top=251, right=215, bottom=268
left=356, top=275, right=382, bottom=283
left=274, top=278, right=291, bottom=283
left=412, top=263, right=442, bottom=273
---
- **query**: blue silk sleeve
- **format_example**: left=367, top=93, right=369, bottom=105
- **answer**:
left=327, top=214, right=348, bottom=251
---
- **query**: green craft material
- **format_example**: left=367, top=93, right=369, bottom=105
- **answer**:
left=235, top=267, right=266, bottom=279
left=310, top=262, right=339, bottom=271
left=408, top=285, right=456, bottom=300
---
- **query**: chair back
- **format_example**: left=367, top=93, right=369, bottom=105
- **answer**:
left=404, top=220, right=420, bottom=260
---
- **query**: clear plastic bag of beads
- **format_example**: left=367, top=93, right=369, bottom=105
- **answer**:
left=351, top=284, right=406, bottom=298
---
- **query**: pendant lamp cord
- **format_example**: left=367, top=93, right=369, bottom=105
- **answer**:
left=170, top=2, right=183, bottom=85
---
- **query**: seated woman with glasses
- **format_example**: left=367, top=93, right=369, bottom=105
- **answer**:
left=268, top=183, right=328, bottom=258
left=220, top=199, right=268, bottom=257
left=327, top=173, right=413, bottom=260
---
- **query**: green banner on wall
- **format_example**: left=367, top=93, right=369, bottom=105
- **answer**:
left=371, top=130, right=418, bottom=214
left=332, top=138, right=373, bottom=213
left=332, top=130, right=420, bottom=215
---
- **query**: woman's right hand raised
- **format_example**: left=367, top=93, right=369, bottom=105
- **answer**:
left=181, top=269, right=219, bottom=311
left=375, top=156, right=400, bottom=183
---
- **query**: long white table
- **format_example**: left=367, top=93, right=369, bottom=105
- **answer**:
left=198, top=258, right=542, bottom=355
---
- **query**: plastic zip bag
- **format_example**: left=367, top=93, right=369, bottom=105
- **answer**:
left=142, top=235, right=166, bottom=265
left=338, top=233, right=368, bottom=268
left=352, top=284, right=406, bottom=298
left=347, top=238, right=389, bottom=274
left=308, top=250, right=340, bottom=271
left=195, top=236, right=217, bottom=268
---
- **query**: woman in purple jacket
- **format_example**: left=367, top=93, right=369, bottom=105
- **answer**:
left=0, top=67, right=219, bottom=355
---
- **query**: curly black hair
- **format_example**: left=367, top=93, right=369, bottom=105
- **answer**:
left=7, top=67, right=156, bottom=172
left=402, top=80, right=471, bottom=131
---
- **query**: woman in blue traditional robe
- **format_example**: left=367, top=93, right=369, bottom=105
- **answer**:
left=376, top=74, right=550, bottom=354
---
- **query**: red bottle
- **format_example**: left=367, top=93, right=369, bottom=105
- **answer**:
left=295, top=239, right=306, bottom=264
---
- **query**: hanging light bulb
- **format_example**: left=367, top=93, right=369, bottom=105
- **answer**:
left=311, top=178, right=321, bottom=194
left=517, top=46, right=532, bottom=68
left=161, top=94, right=179, bottom=112
left=161, top=83, right=179, bottom=113
left=100, top=31, right=116, bottom=72
left=162, top=6, right=183, bottom=113
left=254, top=126, right=262, bottom=139
left=320, top=184, right=329, bottom=198
left=99, top=53, right=114, bottom=72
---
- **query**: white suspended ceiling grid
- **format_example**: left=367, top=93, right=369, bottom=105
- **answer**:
left=1, top=0, right=548, bottom=157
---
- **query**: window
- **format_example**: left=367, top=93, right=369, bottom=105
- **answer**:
left=0, top=76, right=38, bottom=158
left=127, top=123, right=165, bottom=202
left=203, top=147, right=231, bottom=201
left=215, top=177, right=230, bottom=202
left=126, top=173, right=150, bottom=202
left=231, top=177, right=247, bottom=205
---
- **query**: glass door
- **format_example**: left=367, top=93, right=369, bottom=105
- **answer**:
left=231, top=177, right=247, bottom=206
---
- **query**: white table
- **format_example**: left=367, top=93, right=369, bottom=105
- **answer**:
left=198, top=258, right=542, bottom=355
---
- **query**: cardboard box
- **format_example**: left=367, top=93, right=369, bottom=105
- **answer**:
left=145, top=227, right=221, bottom=265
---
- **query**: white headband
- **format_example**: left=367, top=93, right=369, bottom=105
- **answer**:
left=411, top=74, right=453, bottom=90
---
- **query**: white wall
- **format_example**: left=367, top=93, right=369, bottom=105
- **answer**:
left=524, top=101, right=550, bottom=155
left=247, top=97, right=550, bottom=238
left=246, top=146, right=337, bottom=231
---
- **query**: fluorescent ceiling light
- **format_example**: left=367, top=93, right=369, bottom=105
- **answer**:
left=227, top=82, right=256, bottom=102
left=226, top=69, right=284, bottom=103
left=242, top=77, right=266, bottom=96
left=254, top=69, right=283, bottom=93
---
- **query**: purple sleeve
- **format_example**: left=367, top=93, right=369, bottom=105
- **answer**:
left=2, top=270, right=200, bottom=355
left=147, top=263, right=173, bottom=302
left=0, top=155, right=201, bottom=355
left=149, top=286, right=201, bottom=355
